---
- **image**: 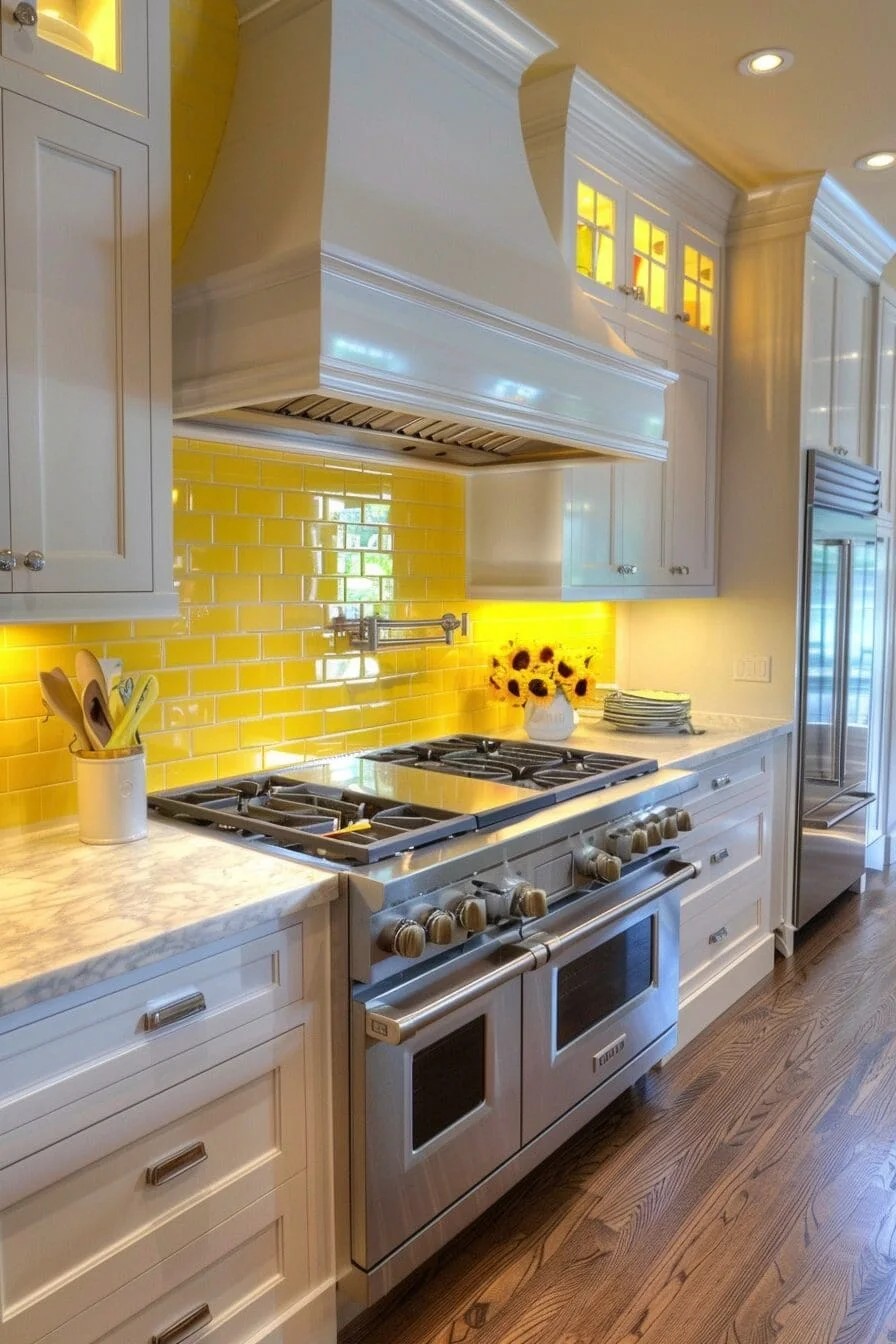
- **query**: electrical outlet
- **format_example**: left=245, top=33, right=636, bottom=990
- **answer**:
left=733, top=656, right=772, bottom=683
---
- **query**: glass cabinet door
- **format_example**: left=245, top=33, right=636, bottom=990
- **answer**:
left=571, top=164, right=625, bottom=312
left=677, top=224, right=719, bottom=349
left=626, top=194, right=673, bottom=331
left=2, top=0, right=148, bottom=115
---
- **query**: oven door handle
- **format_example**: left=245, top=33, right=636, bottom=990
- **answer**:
left=365, top=941, right=548, bottom=1046
left=537, top=858, right=702, bottom=960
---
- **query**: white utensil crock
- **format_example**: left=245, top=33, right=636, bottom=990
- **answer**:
left=75, top=748, right=147, bottom=844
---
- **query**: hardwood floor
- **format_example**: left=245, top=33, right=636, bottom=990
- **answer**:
left=342, top=876, right=896, bottom=1344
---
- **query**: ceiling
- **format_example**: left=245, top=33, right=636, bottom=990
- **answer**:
left=516, top=0, right=896, bottom=274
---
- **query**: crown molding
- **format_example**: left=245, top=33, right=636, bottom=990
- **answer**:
left=729, top=172, right=896, bottom=278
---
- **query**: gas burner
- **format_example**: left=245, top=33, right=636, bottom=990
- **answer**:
left=359, top=737, right=657, bottom=800
left=149, top=774, right=476, bottom=864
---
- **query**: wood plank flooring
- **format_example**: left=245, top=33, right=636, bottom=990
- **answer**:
left=341, top=876, right=896, bottom=1344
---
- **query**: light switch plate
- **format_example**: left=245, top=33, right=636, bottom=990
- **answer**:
left=733, top=656, right=772, bottom=683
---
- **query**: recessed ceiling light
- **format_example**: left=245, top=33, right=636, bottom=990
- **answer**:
left=737, top=48, right=794, bottom=76
left=854, top=151, right=896, bottom=171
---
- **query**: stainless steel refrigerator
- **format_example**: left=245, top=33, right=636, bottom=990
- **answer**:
left=796, top=450, right=885, bottom=928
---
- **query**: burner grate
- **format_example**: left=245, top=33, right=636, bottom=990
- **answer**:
left=148, top=775, right=476, bottom=863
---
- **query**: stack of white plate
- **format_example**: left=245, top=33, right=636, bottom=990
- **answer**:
left=602, top=689, right=693, bottom=733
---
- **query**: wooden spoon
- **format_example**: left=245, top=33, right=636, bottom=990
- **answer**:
left=38, top=668, right=92, bottom=751
left=81, top=679, right=114, bottom=750
left=75, top=648, right=107, bottom=697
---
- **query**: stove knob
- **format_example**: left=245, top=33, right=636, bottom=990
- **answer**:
left=510, top=883, right=548, bottom=919
left=378, top=919, right=426, bottom=960
left=676, top=809, right=694, bottom=832
left=576, top=849, right=622, bottom=883
left=645, top=821, right=663, bottom=847
left=606, top=829, right=633, bottom=863
left=424, top=909, right=456, bottom=945
left=631, top=827, right=649, bottom=854
left=662, top=814, right=679, bottom=840
left=455, top=897, right=488, bottom=934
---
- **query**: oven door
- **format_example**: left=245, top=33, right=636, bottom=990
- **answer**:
left=522, top=853, right=693, bottom=1144
left=352, top=940, right=539, bottom=1270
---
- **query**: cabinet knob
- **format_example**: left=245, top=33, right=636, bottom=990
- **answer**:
left=616, top=564, right=638, bottom=576
left=833, top=445, right=849, bottom=457
left=24, top=549, right=45, bottom=571
left=669, top=564, right=690, bottom=576
left=0, top=549, right=16, bottom=571
left=674, top=312, right=692, bottom=323
left=708, top=925, right=730, bottom=946
left=13, top=2, right=38, bottom=27
left=618, top=283, right=635, bottom=296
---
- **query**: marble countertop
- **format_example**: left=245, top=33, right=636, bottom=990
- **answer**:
left=501, top=711, right=793, bottom=771
left=0, top=820, right=338, bottom=1019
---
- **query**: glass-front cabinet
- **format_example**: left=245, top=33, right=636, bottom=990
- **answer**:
left=1, top=0, right=148, bottom=115
left=677, top=223, right=719, bottom=351
left=572, top=167, right=721, bottom=349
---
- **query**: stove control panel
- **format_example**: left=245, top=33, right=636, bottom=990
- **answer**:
left=359, top=800, right=693, bottom=980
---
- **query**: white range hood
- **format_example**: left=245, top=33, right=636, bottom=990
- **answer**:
left=173, top=0, right=674, bottom=469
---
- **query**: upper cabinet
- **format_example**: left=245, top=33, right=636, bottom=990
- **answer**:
left=874, top=286, right=896, bottom=522
left=467, top=67, right=734, bottom=602
left=0, top=0, right=173, bottom=621
left=0, top=0, right=148, bottom=116
left=802, top=238, right=874, bottom=462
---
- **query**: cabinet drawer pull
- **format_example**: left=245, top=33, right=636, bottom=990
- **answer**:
left=151, top=1303, right=212, bottom=1344
left=616, top=564, right=638, bottom=576
left=669, top=564, right=690, bottom=575
left=710, top=847, right=730, bottom=865
left=708, top=925, right=729, bottom=946
left=142, top=991, right=207, bottom=1032
left=146, top=1141, right=208, bottom=1187
left=711, top=774, right=731, bottom=790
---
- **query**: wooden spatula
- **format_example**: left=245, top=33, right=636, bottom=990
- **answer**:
left=38, top=668, right=92, bottom=751
left=81, top=679, right=114, bottom=750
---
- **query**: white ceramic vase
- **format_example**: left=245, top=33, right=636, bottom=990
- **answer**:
left=523, top=688, right=576, bottom=741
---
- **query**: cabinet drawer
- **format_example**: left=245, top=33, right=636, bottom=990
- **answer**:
left=688, top=746, right=769, bottom=813
left=0, top=924, right=303, bottom=1138
left=34, top=1175, right=311, bottom=1344
left=0, top=1029, right=306, bottom=1344
left=678, top=797, right=769, bottom=924
left=680, top=878, right=767, bottom=991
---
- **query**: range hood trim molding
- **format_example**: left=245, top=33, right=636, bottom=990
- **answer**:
left=175, top=245, right=674, bottom=461
left=385, top=0, right=555, bottom=87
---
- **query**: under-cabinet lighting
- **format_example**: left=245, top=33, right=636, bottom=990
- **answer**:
left=737, top=48, right=794, bottom=76
left=854, top=151, right=896, bottom=171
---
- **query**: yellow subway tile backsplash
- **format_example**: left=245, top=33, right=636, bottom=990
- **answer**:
left=0, top=438, right=616, bottom=827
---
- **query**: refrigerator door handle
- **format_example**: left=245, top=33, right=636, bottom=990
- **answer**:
left=803, top=790, right=875, bottom=831
left=834, top=540, right=852, bottom=785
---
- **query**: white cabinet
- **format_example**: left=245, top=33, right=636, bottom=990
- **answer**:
left=0, top=1, right=173, bottom=622
left=675, top=743, right=778, bottom=1050
left=802, top=238, right=874, bottom=462
left=0, top=911, right=335, bottom=1344
left=873, top=288, right=896, bottom=520
left=518, top=65, right=734, bottom=599
left=0, top=0, right=148, bottom=116
left=468, top=343, right=718, bottom=600
left=4, top=93, right=154, bottom=596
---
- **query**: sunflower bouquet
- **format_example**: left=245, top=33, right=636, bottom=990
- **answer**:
left=487, top=641, right=598, bottom=707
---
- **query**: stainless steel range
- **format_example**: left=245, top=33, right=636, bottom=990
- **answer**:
left=148, top=736, right=700, bottom=1306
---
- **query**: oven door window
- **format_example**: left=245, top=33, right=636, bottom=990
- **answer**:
left=556, top=915, right=655, bottom=1050
left=412, top=1015, right=486, bottom=1149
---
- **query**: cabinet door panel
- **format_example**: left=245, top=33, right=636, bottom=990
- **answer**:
left=569, top=161, right=626, bottom=315
left=0, top=0, right=148, bottom=116
left=833, top=266, right=872, bottom=461
left=565, top=464, right=617, bottom=587
left=676, top=223, right=719, bottom=354
left=618, top=328, right=668, bottom=585
left=4, top=92, right=152, bottom=593
left=874, top=294, right=896, bottom=519
left=803, top=248, right=837, bottom=450
left=666, top=353, right=717, bottom=585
